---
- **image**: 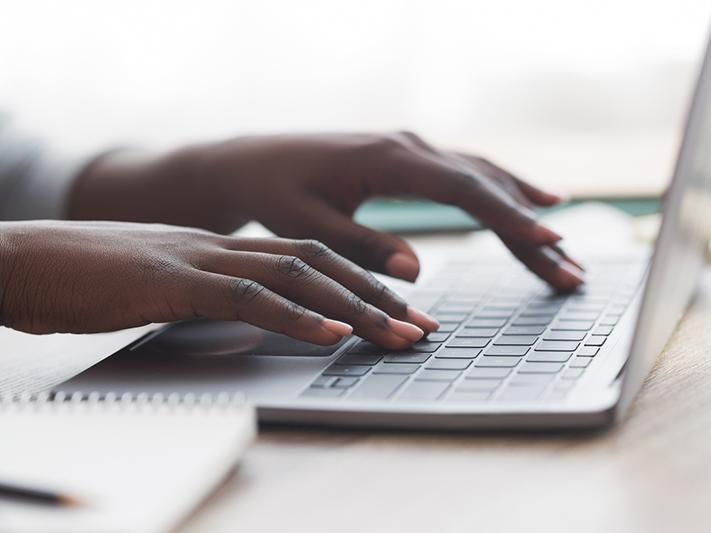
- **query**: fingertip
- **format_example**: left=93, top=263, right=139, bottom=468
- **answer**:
left=554, top=261, right=587, bottom=292
left=406, top=306, right=440, bottom=332
left=387, top=317, right=425, bottom=343
left=321, top=318, right=354, bottom=337
left=533, top=224, right=563, bottom=244
left=385, top=253, right=420, bottom=282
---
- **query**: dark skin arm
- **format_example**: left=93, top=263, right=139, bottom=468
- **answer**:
left=0, top=132, right=584, bottom=347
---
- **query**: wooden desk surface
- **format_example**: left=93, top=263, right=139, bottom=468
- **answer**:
left=180, top=271, right=711, bottom=533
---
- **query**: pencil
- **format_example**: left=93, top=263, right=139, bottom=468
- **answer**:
left=0, top=481, right=83, bottom=507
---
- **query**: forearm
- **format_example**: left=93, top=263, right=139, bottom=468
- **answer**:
left=67, top=147, right=250, bottom=233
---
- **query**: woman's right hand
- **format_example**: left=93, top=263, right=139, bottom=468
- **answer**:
left=0, top=221, right=438, bottom=348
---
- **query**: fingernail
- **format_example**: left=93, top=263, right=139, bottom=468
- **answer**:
left=406, top=306, right=440, bottom=332
left=385, top=253, right=420, bottom=282
left=535, top=225, right=563, bottom=243
left=559, top=260, right=586, bottom=284
left=387, top=318, right=425, bottom=342
left=321, top=319, right=353, bottom=337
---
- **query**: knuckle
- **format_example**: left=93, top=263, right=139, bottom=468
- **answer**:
left=395, top=130, right=425, bottom=145
left=285, top=301, right=308, bottom=322
left=229, top=278, right=265, bottom=306
left=368, top=276, right=407, bottom=314
left=346, top=292, right=368, bottom=315
left=364, top=133, right=404, bottom=155
left=297, top=239, right=331, bottom=259
left=275, top=255, right=312, bottom=279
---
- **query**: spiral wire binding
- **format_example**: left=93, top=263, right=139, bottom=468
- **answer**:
left=0, top=390, right=247, bottom=414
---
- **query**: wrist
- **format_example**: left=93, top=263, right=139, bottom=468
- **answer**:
left=0, top=223, right=22, bottom=327
left=67, top=149, right=162, bottom=221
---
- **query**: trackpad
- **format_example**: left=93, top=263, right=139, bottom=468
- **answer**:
left=144, top=320, right=345, bottom=357
left=58, top=320, right=347, bottom=399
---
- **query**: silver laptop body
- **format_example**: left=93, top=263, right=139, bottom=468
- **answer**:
left=60, top=36, right=711, bottom=431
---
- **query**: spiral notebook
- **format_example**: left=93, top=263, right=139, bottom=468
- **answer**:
left=0, top=393, right=255, bottom=533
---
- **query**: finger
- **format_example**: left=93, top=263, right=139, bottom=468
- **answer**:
left=281, top=199, right=422, bottom=282
left=500, top=238, right=586, bottom=292
left=202, top=251, right=425, bottom=349
left=185, top=272, right=353, bottom=345
left=455, top=152, right=563, bottom=207
left=448, top=152, right=534, bottom=209
left=221, top=237, right=439, bottom=332
left=550, top=243, right=587, bottom=272
left=369, top=147, right=563, bottom=245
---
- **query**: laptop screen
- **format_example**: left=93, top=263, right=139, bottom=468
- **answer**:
left=618, top=33, right=711, bottom=414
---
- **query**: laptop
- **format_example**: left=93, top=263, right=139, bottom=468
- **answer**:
left=59, top=38, right=711, bottom=431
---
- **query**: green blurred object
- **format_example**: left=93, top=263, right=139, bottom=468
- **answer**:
left=354, top=198, right=661, bottom=234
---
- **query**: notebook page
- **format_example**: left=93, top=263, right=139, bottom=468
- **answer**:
left=0, top=396, right=255, bottom=533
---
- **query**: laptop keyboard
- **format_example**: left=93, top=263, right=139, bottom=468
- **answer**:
left=301, top=258, right=646, bottom=404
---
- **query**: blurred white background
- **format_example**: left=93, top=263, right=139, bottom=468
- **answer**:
left=1, top=0, right=709, bottom=195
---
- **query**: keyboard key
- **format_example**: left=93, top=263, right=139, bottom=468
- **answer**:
left=398, top=381, right=450, bottom=401
left=550, top=320, right=594, bottom=331
left=446, top=338, right=490, bottom=348
left=468, top=318, right=508, bottom=328
left=584, top=337, right=606, bottom=347
left=569, top=357, right=592, bottom=368
left=436, top=348, right=481, bottom=359
left=518, top=362, right=564, bottom=373
left=493, top=335, right=538, bottom=346
left=411, top=341, right=443, bottom=353
left=416, top=369, right=462, bottom=381
left=383, top=352, right=432, bottom=364
left=542, top=331, right=586, bottom=342
left=592, top=326, right=613, bottom=336
left=566, top=304, right=605, bottom=313
left=311, top=376, right=338, bottom=388
left=509, top=374, right=556, bottom=385
left=512, top=316, right=553, bottom=326
left=301, top=387, right=346, bottom=398
left=426, top=359, right=472, bottom=371
left=373, top=363, right=420, bottom=375
left=466, top=367, right=512, bottom=379
left=447, top=391, right=491, bottom=402
left=348, top=341, right=386, bottom=355
left=503, top=325, right=545, bottom=336
left=558, top=312, right=598, bottom=321
left=552, top=380, right=576, bottom=391
left=576, top=346, right=599, bottom=357
left=498, top=388, right=543, bottom=401
left=476, top=311, right=512, bottom=319
left=458, top=327, right=499, bottom=337
left=333, top=377, right=360, bottom=388
left=323, top=364, right=372, bottom=377
left=426, top=332, right=451, bottom=342
left=519, top=309, right=556, bottom=318
left=437, top=304, right=474, bottom=313
left=349, top=374, right=409, bottom=400
left=475, top=357, right=522, bottom=368
left=435, top=322, right=460, bottom=333
left=535, top=341, right=579, bottom=352
left=435, top=312, right=469, bottom=322
left=456, top=380, right=501, bottom=391
left=526, top=351, right=571, bottom=363
left=599, top=314, right=621, bottom=326
left=561, top=368, right=585, bottom=380
left=337, top=354, right=382, bottom=366
left=484, top=345, right=530, bottom=357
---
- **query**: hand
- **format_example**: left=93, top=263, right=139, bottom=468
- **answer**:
left=69, top=132, right=585, bottom=290
left=0, top=221, right=437, bottom=347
